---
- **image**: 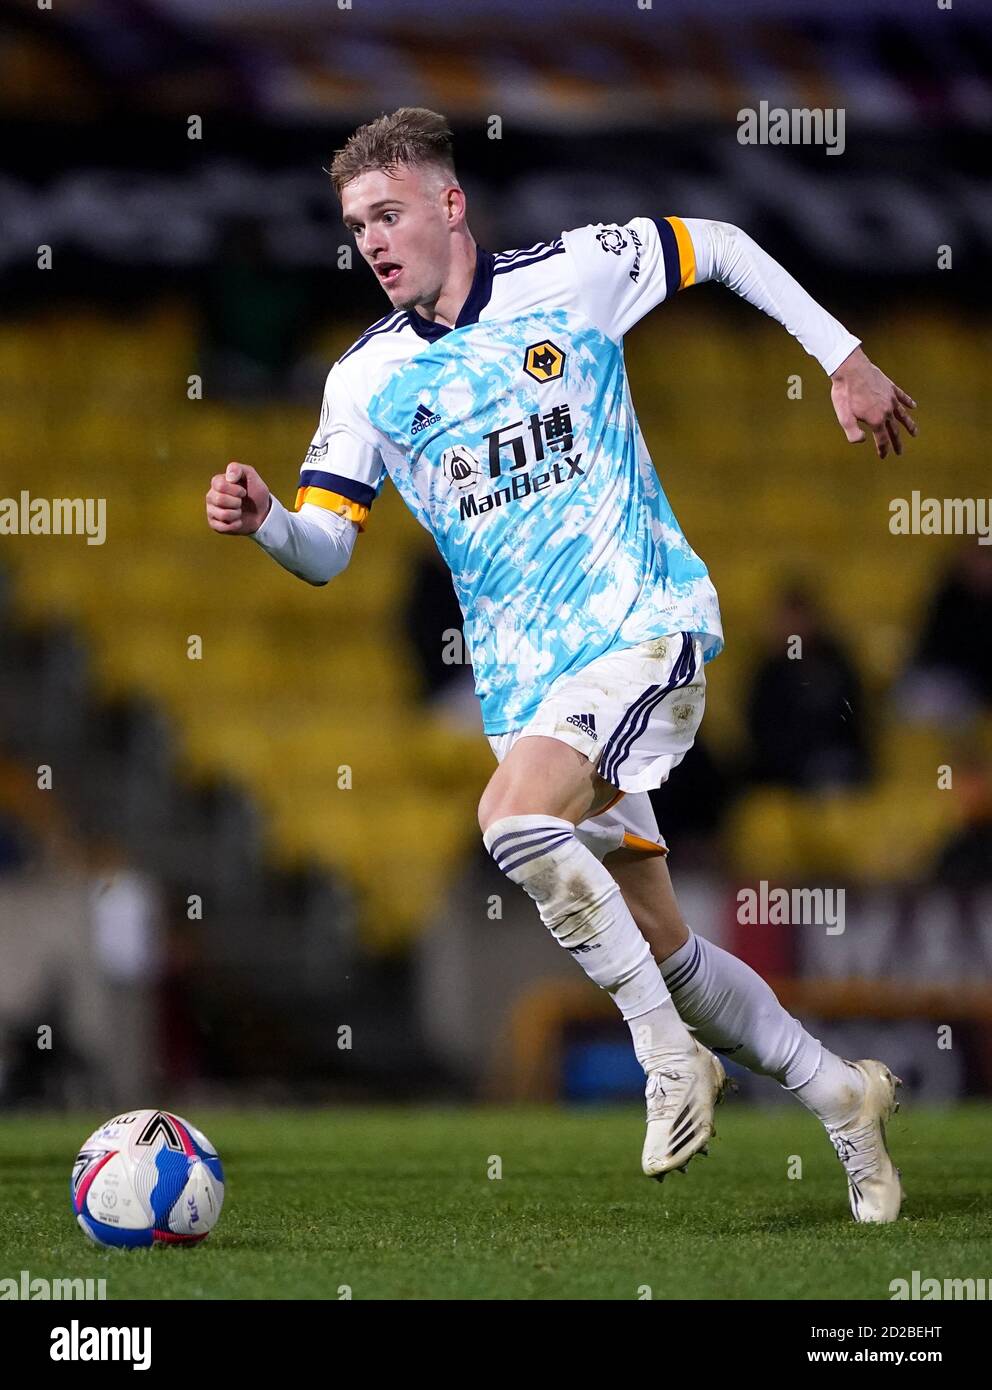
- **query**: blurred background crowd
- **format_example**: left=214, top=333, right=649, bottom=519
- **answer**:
left=1, top=0, right=990, bottom=1111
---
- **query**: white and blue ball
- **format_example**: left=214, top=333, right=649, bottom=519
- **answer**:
left=71, top=1109, right=224, bottom=1249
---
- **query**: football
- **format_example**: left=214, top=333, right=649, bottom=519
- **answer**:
left=71, top=1110, right=225, bottom=1249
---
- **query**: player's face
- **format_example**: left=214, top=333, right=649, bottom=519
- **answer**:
left=342, top=166, right=455, bottom=312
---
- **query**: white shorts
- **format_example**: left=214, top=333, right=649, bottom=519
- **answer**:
left=487, top=631, right=706, bottom=858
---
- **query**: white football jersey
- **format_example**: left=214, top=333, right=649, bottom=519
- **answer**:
left=298, top=216, right=724, bottom=734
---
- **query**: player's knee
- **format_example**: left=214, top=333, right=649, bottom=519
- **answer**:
left=476, top=792, right=497, bottom=837
left=477, top=789, right=526, bottom=836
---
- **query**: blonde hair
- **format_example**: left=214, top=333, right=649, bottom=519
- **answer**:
left=329, top=107, right=457, bottom=199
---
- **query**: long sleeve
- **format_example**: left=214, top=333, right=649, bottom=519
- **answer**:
left=682, top=217, right=861, bottom=375
left=250, top=494, right=358, bottom=586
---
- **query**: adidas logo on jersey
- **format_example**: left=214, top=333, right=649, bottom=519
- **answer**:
left=411, top=403, right=442, bottom=435
left=566, top=712, right=597, bottom=740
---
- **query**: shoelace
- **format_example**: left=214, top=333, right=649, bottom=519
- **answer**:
left=829, top=1119, right=884, bottom=1185
left=646, top=1070, right=687, bottom=1120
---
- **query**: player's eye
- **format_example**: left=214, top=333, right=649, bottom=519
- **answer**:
left=382, top=212, right=398, bottom=225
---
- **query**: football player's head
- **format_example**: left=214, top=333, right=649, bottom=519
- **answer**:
left=332, top=107, right=470, bottom=313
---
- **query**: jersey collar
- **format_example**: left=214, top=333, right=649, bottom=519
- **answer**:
left=404, top=246, right=494, bottom=341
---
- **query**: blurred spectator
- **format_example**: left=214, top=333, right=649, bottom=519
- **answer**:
left=402, top=545, right=481, bottom=732
left=744, top=585, right=871, bottom=792
left=87, top=840, right=165, bottom=1106
left=931, top=752, right=992, bottom=887
left=649, top=737, right=735, bottom=869
left=898, top=544, right=992, bottom=725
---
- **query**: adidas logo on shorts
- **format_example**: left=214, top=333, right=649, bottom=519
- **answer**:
left=565, top=711, right=597, bottom=740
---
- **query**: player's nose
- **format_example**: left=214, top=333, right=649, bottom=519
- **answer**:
left=364, top=229, right=389, bottom=259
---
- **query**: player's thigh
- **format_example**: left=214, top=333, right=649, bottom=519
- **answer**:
left=477, top=734, right=615, bottom=832
left=607, top=851, right=689, bottom=963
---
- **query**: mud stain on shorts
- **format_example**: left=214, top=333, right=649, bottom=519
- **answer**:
left=646, top=636, right=670, bottom=661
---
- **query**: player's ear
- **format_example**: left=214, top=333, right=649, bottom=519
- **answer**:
left=444, top=184, right=467, bottom=227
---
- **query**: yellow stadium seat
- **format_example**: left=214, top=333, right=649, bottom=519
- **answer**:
left=3, top=309, right=988, bottom=945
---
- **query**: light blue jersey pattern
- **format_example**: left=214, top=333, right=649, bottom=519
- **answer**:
left=297, top=219, right=723, bottom=734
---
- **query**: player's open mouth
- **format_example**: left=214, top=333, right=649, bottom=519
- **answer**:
left=376, top=262, right=403, bottom=287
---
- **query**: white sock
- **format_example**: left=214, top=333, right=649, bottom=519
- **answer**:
left=792, top=1055, right=866, bottom=1129
left=627, top=999, right=697, bottom=1074
left=660, top=928, right=821, bottom=1089
left=484, top=815, right=690, bottom=1039
left=571, top=822, right=688, bottom=1071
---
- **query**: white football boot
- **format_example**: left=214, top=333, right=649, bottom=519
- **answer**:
left=642, top=1038, right=728, bottom=1180
left=826, top=1059, right=903, bottom=1223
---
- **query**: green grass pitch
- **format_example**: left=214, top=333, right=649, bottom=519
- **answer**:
left=1, top=1104, right=989, bottom=1300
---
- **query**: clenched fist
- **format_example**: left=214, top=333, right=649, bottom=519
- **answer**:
left=205, top=462, right=272, bottom=535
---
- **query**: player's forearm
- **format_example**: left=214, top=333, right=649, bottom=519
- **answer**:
left=250, top=494, right=357, bottom=585
left=683, top=218, right=860, bottom=376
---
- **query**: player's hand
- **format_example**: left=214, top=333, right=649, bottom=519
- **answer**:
left=205, top=462, right=271, bottom=535
left=830, top=347, right=918, bottom=460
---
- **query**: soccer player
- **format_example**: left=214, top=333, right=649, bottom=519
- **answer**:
left=206, top=108, right=918, bottom=1222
